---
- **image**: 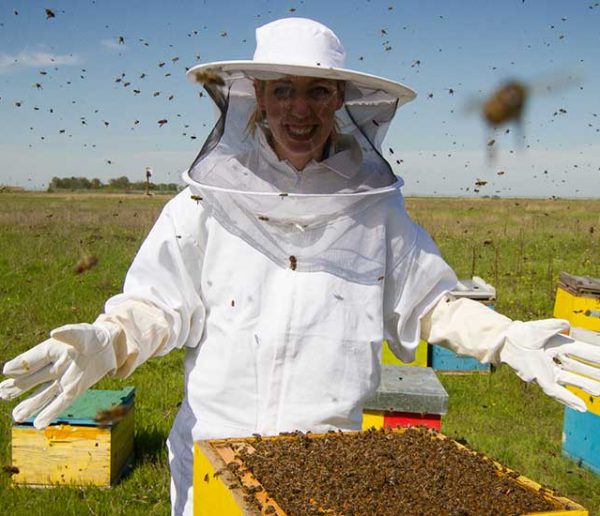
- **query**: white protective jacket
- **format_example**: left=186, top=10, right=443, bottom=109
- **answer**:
left=101, top=130, right=457, bottom=513
left=99, top=129, right=600, bottom=514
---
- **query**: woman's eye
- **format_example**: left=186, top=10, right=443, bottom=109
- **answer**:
left=273, top=86, right=292, bottom=99
left=308, top=86, right=333, bottom=101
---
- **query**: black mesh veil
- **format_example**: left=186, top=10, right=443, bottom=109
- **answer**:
left=187, top=74, right=403, bottom=187
left=182, top=73, right=413, bottom=281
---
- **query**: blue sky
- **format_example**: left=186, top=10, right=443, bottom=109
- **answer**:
left=0, top=0, right=598, bottom=197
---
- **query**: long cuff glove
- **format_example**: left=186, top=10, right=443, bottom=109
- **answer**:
left=500, top=320, right=600, bottom=412
left=422, top=296, right=600, bottom=412
left=0, top=321, right=124, bottom=429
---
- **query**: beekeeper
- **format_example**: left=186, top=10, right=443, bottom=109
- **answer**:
left=2, top=17, right=600, bottom=516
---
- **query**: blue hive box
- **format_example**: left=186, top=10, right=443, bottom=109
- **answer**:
left=563, top=408, right=600, bottom=475
left=561, top=327, right=600, bottom=475
left=430, top=277, right=495, bottom=373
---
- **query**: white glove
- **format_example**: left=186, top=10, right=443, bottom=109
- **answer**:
left=500, top=319, right=600, bottom=412
left=422, top=296, right=600, bottom=412
left=0, top=322, right=123, bottom=429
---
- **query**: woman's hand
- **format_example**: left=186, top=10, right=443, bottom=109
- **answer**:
left=499, top=319, right=600, bottom=411
left=0, top=322, right=122, bottom=429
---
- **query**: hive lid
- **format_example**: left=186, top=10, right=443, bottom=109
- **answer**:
left=570, top=326, right=600, bottom=346
left=19, top=387, right=135, bottom=427
left=451, top=276, right=496, bottom=300
left=559, top=271, right=600, bottom=296
left=364, top=366, right=448, bottom=415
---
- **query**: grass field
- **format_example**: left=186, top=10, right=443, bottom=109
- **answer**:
left=1, top=191, right=599, bottom=515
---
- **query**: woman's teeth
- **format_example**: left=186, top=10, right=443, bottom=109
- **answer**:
left=287, top=126, right=314, bottom=136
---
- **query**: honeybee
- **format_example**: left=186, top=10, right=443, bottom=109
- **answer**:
left=2, top=465, right=19, bottom=475
left=74, top=254, right=98, bottom=274
left=479, top=80, right=529, bottom=161
left=193, top=69, right=225, bottom=87
left=467, top=71, right=580, bottom=160
left=482, top=80, right=528, bottom=128
left=94, top=403, right=128, bottom=427
left=289, top=256, right=297, bottom=271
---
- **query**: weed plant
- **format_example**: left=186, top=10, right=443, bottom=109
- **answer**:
left=0, top=192, right=599, bottom=515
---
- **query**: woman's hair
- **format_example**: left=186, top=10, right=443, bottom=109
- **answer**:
left=246, top=79, right=267, bottom=138
left=246, top=79, right=345, bottom=142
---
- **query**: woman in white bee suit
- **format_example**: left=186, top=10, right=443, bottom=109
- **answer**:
left=2, top=17, right=600, bottom=516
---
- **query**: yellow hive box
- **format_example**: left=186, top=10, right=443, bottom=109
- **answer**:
left=193, top=429, right=587, bottom=516
left=382, top=339, right=428, bottom=366
left=566, top=327, right=600, bottom=415
left=11, top=387, right=135, bottom=487
left=553, top=273, right=600, bottom=332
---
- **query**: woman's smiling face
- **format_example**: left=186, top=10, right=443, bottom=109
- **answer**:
left=255, top=76, right=344, bottom=170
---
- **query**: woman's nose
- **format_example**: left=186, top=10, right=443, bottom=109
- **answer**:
left=288, top=93, right=312, bottom=117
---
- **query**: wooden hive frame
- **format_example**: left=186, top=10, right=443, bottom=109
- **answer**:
left=193, top=428, right=588, bottom=516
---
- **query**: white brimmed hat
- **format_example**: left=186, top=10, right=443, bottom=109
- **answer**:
left=186, top=17, right=416, bottom=105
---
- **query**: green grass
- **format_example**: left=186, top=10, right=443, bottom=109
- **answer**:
left=1, top=192, right=599, bottom=515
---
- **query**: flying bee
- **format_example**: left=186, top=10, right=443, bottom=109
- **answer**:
left=2, top=465, right=19, bottom=475
left=466, top=71, right=581, bottom=160
left=74, top=254, right=98, bottom=274
left=479, top=80, right=528, bottom=161
left=193, top=69, right=225, bottom=87
left=94, top=404, right=128, bottom=427
left=482, top=80, right=528, bottom=128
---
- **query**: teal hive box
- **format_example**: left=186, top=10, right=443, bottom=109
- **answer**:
left=11, top=387, right=135, bottom=487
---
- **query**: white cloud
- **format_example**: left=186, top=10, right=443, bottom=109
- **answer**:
left=396, top=144, right=600, bottom=198
left=101, top=38, right=125, bottom=50
left=0, top=51, right=80, bottom=72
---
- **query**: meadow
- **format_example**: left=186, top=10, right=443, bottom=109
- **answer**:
left=0, top=191, right=599, bottom=515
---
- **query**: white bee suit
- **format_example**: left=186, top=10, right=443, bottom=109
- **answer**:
left=99, top=125, right=457, bottom=513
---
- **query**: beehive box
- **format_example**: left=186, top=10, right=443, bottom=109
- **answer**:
left=362, top=365, right=448, bottom=431
left=193, top=427, right=587, bottom=515
left=430, top=276, right=495, bottom=373
left=382, top=339, right=429, bottom=367
left=553, top=272, right=600, bottom=331
left=10, top=387, right=135, bottom=487
left=562, top=327, right=600, bottom=475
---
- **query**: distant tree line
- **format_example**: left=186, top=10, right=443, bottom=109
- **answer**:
left=47, top=176, right=180, bottom=193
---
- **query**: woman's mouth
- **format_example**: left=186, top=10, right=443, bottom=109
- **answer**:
left=285, top=124, right=317, bottom=140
